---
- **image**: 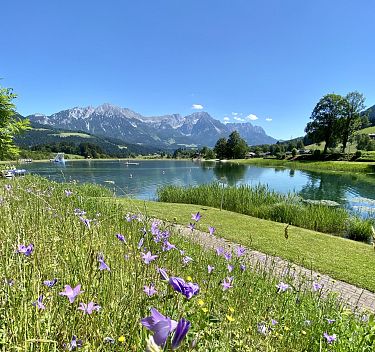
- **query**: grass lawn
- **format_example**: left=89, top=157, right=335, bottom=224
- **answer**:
left=233, top=158, right=375, bottom=173
left=114, top=198, right=375, bottom=292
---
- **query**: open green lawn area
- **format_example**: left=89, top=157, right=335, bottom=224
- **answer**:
left=114, top=198, right=375, bottom=292
left=233, top=158, right=375, bottom=173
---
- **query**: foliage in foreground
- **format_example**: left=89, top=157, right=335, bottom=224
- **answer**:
left=157, top=183, right=374, bottom=242
left=0, top=86, right=30, bottom=160
left=0, top=176, right=375, bottom=351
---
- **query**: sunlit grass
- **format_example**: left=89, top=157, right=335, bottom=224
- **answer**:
left=157, top=183, right=374, bottom=241
left=1, top=176, right=375, bottom=351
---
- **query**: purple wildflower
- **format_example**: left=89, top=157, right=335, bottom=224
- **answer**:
left=171, top=318, right=191, bottom=350
left=78, top=301, right=101, bottom=314
left=224, top=252, right=232, bottom=261
left=141, top=308, right=178, bottom=347
left=240, top=264, right=246, bottom=272
left=17, top=243, right=34, bottom=256
left=169, top=277, right=199, bottom=299
left=276, top=282, right=290, bottom=293
left=182, top=256, right=193, bottom=265
left=216, top=247, right=224, bottom=256
left=222, top=277, right=233, bottom=291
left=59, top=284, right=84, bottom=303
left=142, top=251, right=158, bottom=264
left=144, top=284, right=158, bottom=297
left=68, top=335, right=83, bottom=350
left=323, top=332, right=337, bottom=344
left=236, top=246, right=246, bottom=257
left=207, top=265, right=214, bottom=274
left=191, top=212, right=202, bottom=222
left=116, top=233, right=126, bottom=242
left=312, top=281, right=322, bottom=291
left=157, top=268, right=169, bottom=281
left=227, top=264, right=233, bottom=273
left=208, top=226, right=215, bottom=235
left=4, top=184, right=12, bottom=191
left=43, top=278, right=58, bottom=287
left=151, top=221, right=160, bottom=235
left=98, top=254, right=110, bottom=271
left=163, top=240, right=176, bottom=251
left=326, top=318, right=335, bottom=324
left=188, top=223, right=195, bottom=232
left=271, top=319, right=278, bottom=326
left=138, top=237, right=144, bottom=249
left=32, top=295, right=45, bottom=310
left=65, top=190, right=73, bottom=197
left=79, top=216, right=91, bottom=229
left=74, top=208, right=86, bottom=216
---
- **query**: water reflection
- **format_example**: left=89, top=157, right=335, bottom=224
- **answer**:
left=212, top=163, right=247, bottom=186
left=25, top=160, right=375, bottom=217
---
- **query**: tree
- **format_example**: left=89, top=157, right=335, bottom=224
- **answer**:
left=213, top=137, right=228, bottom=159
left=0, top=87, right=30, bottom=160
left=305, top=94, right=346, bottom=154
left=226, top=131, right=249, bottom=159
left=341, top=91, right=365, bottom=153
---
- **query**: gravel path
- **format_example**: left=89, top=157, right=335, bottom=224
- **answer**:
left=171, top=223, right=375, bottom=313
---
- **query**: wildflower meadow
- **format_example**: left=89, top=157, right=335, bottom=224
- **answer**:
left=1, top=175, right=374, bottom=351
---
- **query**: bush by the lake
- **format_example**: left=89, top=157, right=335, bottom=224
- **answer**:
left=157, top=183, right=374, bottom=241
left=1, top=176, right=375, bottom=351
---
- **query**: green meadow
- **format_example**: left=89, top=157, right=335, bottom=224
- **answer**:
left=1, top=176, right=375, bottom=351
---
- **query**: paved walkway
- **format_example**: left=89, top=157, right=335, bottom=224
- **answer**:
left=172, top=223, right=375, bottom=313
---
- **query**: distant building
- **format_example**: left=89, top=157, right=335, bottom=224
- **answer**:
left=245, top=152, right=256, bottom=158
left=369, top=133, right=375, bottom=140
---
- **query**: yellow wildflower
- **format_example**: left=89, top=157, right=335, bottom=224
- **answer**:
left=226, top=315, right=235, bottom=322
left=186, top=276, right=193, bottom=281
left=202, top=307, right=208, bottom=313
left=229, top=307, right=235, bottom=313
left=197, top=299, right=205, bottom=306
left=118, top=336, right=125, bottom=343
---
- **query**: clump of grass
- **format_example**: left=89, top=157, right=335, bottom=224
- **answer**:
left=157, top=183, right=373, bottom=240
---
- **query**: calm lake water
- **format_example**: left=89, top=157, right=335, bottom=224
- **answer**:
left=25, top=160, right=375, bottom=217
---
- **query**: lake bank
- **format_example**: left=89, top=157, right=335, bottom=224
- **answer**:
left=231, top=158, right=375, bottom=174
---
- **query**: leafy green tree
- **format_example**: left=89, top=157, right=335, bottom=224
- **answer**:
left=296, top=140, right=304, bottom=149
left=213, top=137, right=228, bottom=159
left=226, top=131, right=249, bottom=159
left=0, top=87, right=30, bottom=160
left=341, top=91, right=366, bottom=153
left=305, top=93, right=346, bottom=154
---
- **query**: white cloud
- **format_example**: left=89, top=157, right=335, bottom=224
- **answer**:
left=223, top=116, right=230, bottom=121
left=265, top=117, right=272, bottom=122
left=231, top=112, right=239, bottom=116
left=192, top=104, right=203, bottom=110
left=234, top=117, right=245, bottom=122
left=247, top=114, right=258, bottom=121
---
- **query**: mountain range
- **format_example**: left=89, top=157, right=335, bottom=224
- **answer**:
left=27, top=104, right=277, bottom=149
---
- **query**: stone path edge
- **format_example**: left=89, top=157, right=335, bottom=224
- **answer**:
left=166, top=221, right=375, bottom=313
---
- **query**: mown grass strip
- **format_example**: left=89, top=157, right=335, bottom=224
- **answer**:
left=233, top=158, right=375, bottom=173
left=114, top=198, right=375, bottom=292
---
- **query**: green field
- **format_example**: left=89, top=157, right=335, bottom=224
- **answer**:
left=51, top=132, right=93, bottom=138
left=1, top=176, right=375, bottom=351
left=115, top=198, right=375, bottom=292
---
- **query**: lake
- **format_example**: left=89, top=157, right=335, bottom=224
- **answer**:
left=25, top=159, right=375, bottom=217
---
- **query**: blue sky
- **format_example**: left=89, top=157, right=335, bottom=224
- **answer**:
left=1, top=0, right=374, bottom=140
